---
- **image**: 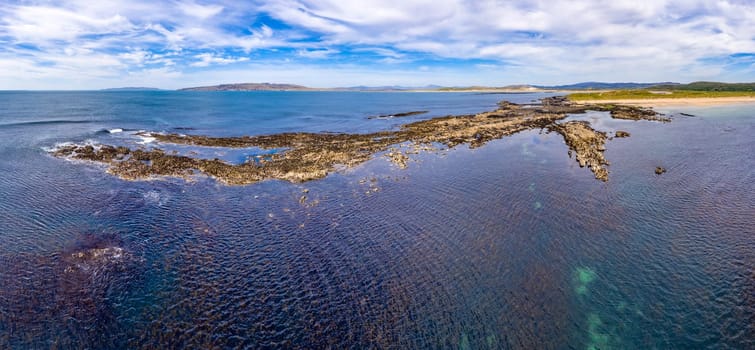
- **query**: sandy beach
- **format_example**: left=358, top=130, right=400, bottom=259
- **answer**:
left=575, top=96, right=755, bottom=107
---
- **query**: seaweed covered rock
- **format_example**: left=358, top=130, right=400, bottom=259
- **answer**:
left=549, top=121, right=609, bottom=181
left=51, top=98, right=668, bottom=184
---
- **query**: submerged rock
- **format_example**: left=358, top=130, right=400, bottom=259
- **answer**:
left=64, top=246, right=130, bottom=273
left=0, top=233, right=142, bottom=348
left=61, top=233, right=142, bottom=276
left=574, top=266, right=597, bottom=295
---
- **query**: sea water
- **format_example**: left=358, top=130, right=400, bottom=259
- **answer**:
left=0, top=91, right=752, bottom=348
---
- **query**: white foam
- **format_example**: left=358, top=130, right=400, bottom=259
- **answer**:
left=41, top=141, right=74, bottom=153
left=84, top=139, right=102, bottom=150
left=143, top=190, right=168, bottom=206
left=42, top=140, right=100, bottom=153
left=107, top=128, right=123, bottom=133
left=137, top=135, right=156, bottom=144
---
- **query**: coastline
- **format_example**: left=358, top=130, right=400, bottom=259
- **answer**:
left=573, top=96, right=755, bottom=107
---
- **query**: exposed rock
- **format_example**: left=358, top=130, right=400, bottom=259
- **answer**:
left=615, top=131, right=631, bottom=138
left=549, top=121, right=609, bottom=181
left=52, top=98, right=668, bottom=184
left=385, top=148, right=409, bottom=169
left=368, top=110, right=428, bottom=119
left=595, top=104, right=671, bottom=122
left=655, top=166, right=667, bottom=175
left=540, top=96, right=570, bottom=106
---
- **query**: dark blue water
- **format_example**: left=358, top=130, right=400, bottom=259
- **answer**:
left=0, top=92, right=752, bottom=349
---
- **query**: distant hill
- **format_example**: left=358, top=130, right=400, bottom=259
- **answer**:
left=650, top=81, right=755, bottom=91
left=436, top=85, right=542, bottom=91
left=333, top=85, right=410, bottom=91
left=333, top=85, right=445, bottom=91
left=176, top=81, right=754, bottom=93
left=179, top=83, right=449, bottom=92
left=101, top=87, right=162, bottom=91
left=179, top=83, right=312, bottom=91
left=534, top=82, right=679, bottom=90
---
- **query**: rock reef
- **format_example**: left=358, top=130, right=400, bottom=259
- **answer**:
left=368, top=110, right=428, bottom=119
left=548, top=121, right=609, bottom=181
left=52, top=98, right=667, bottom=184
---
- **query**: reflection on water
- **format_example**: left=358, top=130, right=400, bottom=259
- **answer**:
left=0, top=93, right=753, bottom=348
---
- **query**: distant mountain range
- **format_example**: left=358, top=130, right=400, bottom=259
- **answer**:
left=101, top=87, right=163, bottom=91
left=179, top=83, right=445, bottom=91
left=163, top=81, right=754, bottom=92
left=436, top=85, right=542, bottom=91
left=333, top=85, right=444, bottom=91
left=533, top=82, right=679, bottom=90
left=179, top=83, right=312, bottom=91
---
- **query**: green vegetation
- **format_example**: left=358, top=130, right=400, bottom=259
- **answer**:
left=654, top=81, right=755, bottom=91
left=568, top=81, right=755, bottom=101
left=568, top=89, right=755, bottom=101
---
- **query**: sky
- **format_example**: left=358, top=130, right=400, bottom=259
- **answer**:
left=0, top=0, right=753, bottom=89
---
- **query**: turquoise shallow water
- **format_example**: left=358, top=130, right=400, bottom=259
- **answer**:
left=0, top=92, right=753, bottom=348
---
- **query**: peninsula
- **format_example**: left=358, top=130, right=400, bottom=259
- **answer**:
left=52, top=97, right=666, bottom=185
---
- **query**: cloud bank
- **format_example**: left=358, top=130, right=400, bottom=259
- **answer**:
left=0, top=0, right=753, bottom=89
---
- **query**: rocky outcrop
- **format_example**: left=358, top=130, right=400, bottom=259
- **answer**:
left=592, top=104, right=671, bottom=122
left=52, top=98, right=668, bottom=184
left=368, top=111, right=428, bottom=119
left=549, top=121, right=609, bottom=181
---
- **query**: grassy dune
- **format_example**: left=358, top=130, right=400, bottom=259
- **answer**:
left=568, top=90, right=755, bottom=101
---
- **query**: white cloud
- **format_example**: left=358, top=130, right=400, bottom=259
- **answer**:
left=119, top=49, right=150, bottom=65
left=297, top=48, right=339, bottom=59
left=0, top=0, right=753, bottom=88
left=3, top=5, right=134, bottom=43
left=190, top=53, right=250, bottom=67
left=352, top=47, right=405, bottom=59
left=264, top=0, right=755, bottom=68
left=178, top=1, right=225, bottom=19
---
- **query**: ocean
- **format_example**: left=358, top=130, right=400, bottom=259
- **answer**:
left=0, top=91, right=752, bottom=348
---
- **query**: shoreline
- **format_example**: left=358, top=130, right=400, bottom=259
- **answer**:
left=573, top=96, right=755, bottom=107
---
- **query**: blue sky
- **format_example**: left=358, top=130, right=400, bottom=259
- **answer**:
left=0, top=0, right=753, bottom=89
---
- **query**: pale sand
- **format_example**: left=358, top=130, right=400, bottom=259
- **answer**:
left=575, top=96, right=755, bottom=107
